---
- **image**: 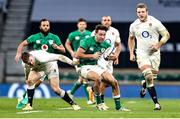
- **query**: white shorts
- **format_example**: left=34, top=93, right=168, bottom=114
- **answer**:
left=35, top=61, right=59, bottom=80
left=136, top=54, right=160, bottom=71
left=98, top=58, right=113, bottom=74
left=80, top=65, right=106, bottom=79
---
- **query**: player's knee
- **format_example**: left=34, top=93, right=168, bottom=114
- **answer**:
left=143, top=69, right=153, bottom=84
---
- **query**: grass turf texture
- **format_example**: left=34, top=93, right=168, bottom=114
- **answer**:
left=0, top=98, right=180, bottom=118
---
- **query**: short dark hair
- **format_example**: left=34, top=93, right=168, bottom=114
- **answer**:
left=40, top=18, right=49, bottom=26
left=21, top=52, right=30, bottom=63
left=95, top=24, right=108, bottom=33
left=136, top=3, right=148, bottom=11
left=77, top=18, right=87, bottom=23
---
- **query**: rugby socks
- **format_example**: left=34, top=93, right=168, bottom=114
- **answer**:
left=62, top=92, right=75, bottom=105
left=101, top=94, right=105, bottom=103
left=142, top=80, right=147, bottom=89
left=27, top=89, right=35, bottom=107
left=113, top=95, right=121, bottom=110
left=147, top=86, right=159, bottom=104
left=95, top=94, right=102, bottom=104
left=83, top=83, right=90, bottom=100
left=70, top=81, right=82, bottom=94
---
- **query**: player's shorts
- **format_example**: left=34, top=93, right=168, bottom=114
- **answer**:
left=80, top=65, right=106, bottom=79
left=136, top=54, right=160, bottom=71
left=38, top=61, right=59, bottom=80
left=98, top=58, right=113, bottom=74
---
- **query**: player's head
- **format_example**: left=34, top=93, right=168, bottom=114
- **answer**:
left=101, top=16, right=112, bottom=28
left=21, top=52, right=35, bottom=66
left=77, top=18, right=87, bottom=32
left=95, top=24, right=108, bottom=43
left=136, top=3, right=148, bottom=22
left=39, top=18, right=50, bottom=35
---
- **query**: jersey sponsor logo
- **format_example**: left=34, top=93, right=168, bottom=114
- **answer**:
left=89, top=47, right=94, bottom=51
left=85, top=35, right=90, bottom=38
left=142, top=31, right=151, bottom=38
left=8, top=83, right=51, bottom=98
left=41, top=44, right=48, bottom=51
left=49, top=40, right=54, bottom=45
left=36, top=40, right=40, bottom=44
left=75, top=36, right=80, bottom=40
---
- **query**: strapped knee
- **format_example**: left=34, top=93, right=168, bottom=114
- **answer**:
left=142, top=69, right=154, bottom=87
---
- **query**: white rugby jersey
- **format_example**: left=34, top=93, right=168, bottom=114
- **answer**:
left=28, top=50, right=59, bottom=71
left=129, top=15, right=166, bottom=56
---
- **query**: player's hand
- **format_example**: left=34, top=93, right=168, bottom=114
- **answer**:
left=15, top=53, right=21, bottom=63
left=107, top=53, right=118, bottom=61
left=52, top=43, right=58, bottom=49
left=130, top=53, right=136, bottom=61
left=113, top=58, right=119, bottom=65
left=71, top=58, right=80, bottom=66
left=93, top=52, right=102, bottom=59
left=149, top=44, right=160, bottom=54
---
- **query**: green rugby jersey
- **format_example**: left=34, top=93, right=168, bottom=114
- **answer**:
left=27, top=32, right=62, bottom=53
left=79, top=36, right=110, bottom=66
left=68, top=30, right=91, bottom=51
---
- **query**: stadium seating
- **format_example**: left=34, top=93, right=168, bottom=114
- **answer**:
left=31, top=0, right=180, bottom=22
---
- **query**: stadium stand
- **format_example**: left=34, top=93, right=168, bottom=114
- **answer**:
left=31, top=0, right=180, bottom=22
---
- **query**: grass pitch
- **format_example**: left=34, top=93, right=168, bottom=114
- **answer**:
left=0, top=98, right=180, bottom=118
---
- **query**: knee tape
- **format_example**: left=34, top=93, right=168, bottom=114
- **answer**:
left=142, top=69, right=152, bottom=78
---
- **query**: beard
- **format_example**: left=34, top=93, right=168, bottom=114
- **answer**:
left=40, top=29, right=50, bottom=36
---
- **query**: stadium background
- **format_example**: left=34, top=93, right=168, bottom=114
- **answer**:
left=0, top=0, right=180, bottom=99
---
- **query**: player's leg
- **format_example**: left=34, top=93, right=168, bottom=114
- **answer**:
left=22, top=71, right=42, bottom=110
left=141, top=67, right=161, bottom=110
left=99, top=82, right=109, bottom=109
left=101, top=71, right=130, bottom=111
left=81, top=78, right=95, bottom=105
left=140, top=76, right=147, bottom=98
left=80, top=65, right=106, bottom=110
left=49, top=76, right=81, bottom=110
left=68, top=77, right=82, bottom=96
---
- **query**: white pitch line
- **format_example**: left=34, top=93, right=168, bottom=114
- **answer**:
left=16, top=110, right=43, bottom=114
left=58, top=107, right=74, bottom=110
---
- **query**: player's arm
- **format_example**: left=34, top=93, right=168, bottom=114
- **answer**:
left=15, top=40, right=28, bottom=63
left=113, top=41, right=121, bottom=64
left=40, top=52, right=77, bottom=66
left=65, top=39, right=75, bottom=58
left=52, top=35, right=66, bottom=53
left=128, top=35, right=136, bottom=61
left=52, top=44, right=66, bottom=53
left=158, top=30, right=170, bottom=47
left=76, top=47, right=101, bottom=59
left=150, top=30, right=170, bottom=53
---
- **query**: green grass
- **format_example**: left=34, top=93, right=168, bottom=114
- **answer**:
left=0, top=98, right=180, bottom=118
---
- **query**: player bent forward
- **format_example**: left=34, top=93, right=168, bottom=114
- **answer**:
left=76, top=24, right=130, bottom=111
left=20, top=50, right=81, bottom=111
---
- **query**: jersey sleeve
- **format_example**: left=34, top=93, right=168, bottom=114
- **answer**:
left=27, top=34, right=36, bottom=44
left=129, top=24, right=135, bottom=37
left=155, top=19, right=167, bottom=32
left=53, top=35, right=62, bottom=46
left=115, top=30, right=121, bottom=43
left=79, top=38, right=89, bottom=51
left=33, top=51, right=59, bottom=63
left=67, top=32, right=74, bottom=42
